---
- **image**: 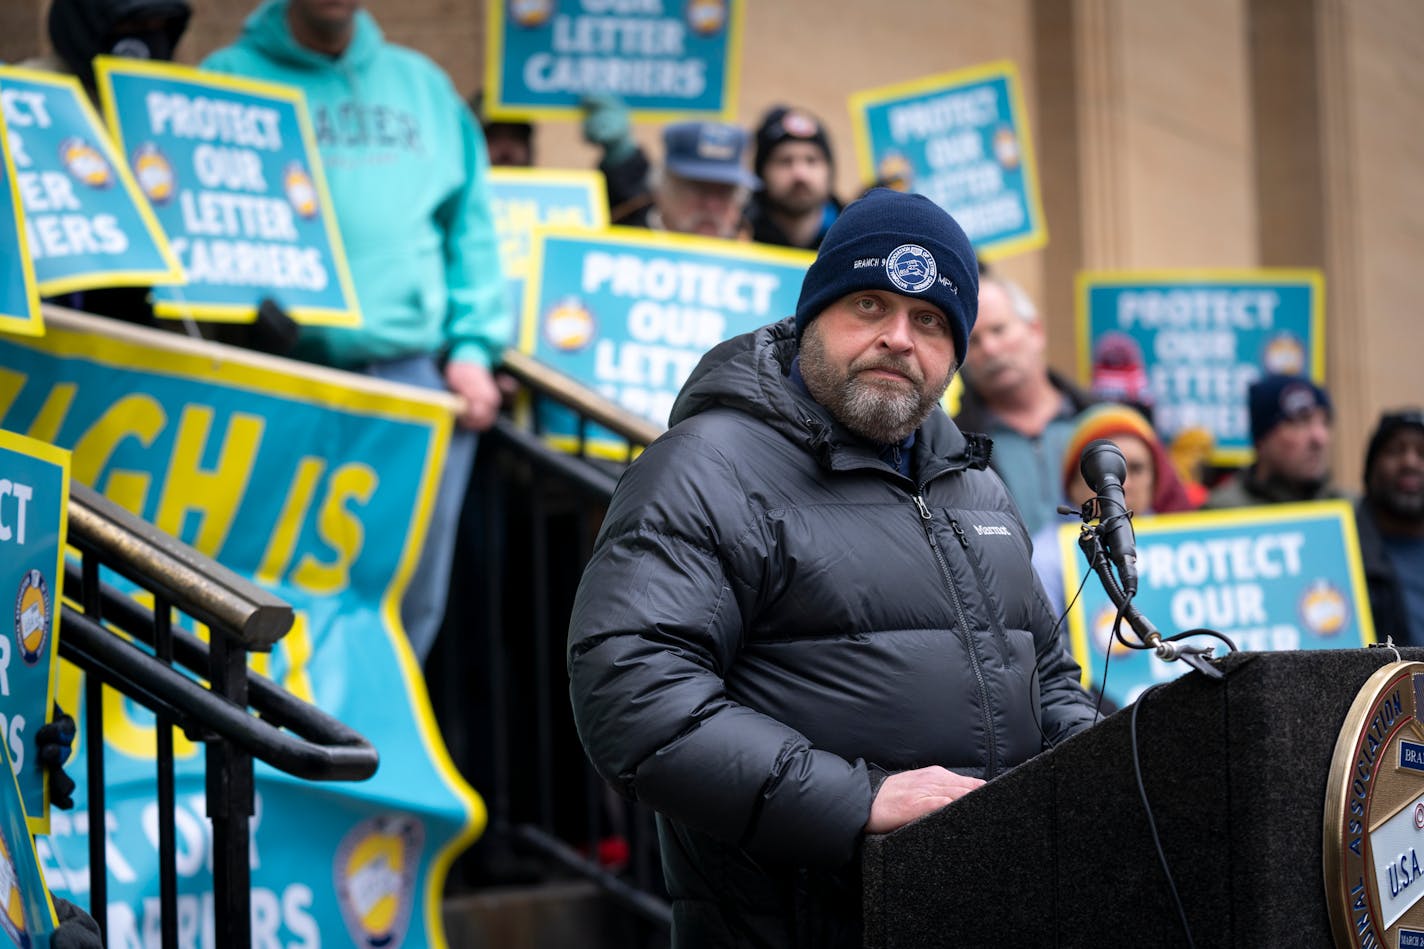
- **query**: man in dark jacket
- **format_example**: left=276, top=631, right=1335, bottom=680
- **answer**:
left=1355, top=409, right=1424, bottom=646
left=568, top=189, right=1097, bottom=948
left=747, top=105, right=842, bottom=250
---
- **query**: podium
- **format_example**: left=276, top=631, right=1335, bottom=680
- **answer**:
left=861, top=648, right=1415, bottom=948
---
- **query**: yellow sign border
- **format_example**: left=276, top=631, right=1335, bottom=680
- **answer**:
left=1060, top=499, right=1376, bottom=691
left=0, top=429, right=70, bottom=836
left=482, top=0, right=746, bottom=123
left=846, top=59, right=1049, bottom=261
left=1073, top=267, right=1327, bottom=468
left=92, top=56, right=362, bottom=328
left=0, top=102, right=43, bottom=337
left=0, top=66, right=186, bottom=299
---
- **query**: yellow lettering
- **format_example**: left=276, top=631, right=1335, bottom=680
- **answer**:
left=292, top=463, right=377, bottom=594
left=27, top=382, right=76, bottom=444
left=97, top=594, right=200, bottom=762
left=155, top=407, right=263, bottom=557
left=255, top=457, right=324, bottom=585
left=71, top=394, right=165, bottom=512
left=251, top=611, right=316, bottom=704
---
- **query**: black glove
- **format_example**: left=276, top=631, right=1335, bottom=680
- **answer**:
left=51, top=897, right=102, bottom=949
left=36, top=709, right=77, bottom=811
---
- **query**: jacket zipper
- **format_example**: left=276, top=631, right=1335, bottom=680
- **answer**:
left=914, top=493, right=999, bottom=778
left=948, top=517, right=1012, bottom=663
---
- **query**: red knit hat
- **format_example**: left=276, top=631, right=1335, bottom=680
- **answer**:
left=1060, top=404, right=1195, bottom=514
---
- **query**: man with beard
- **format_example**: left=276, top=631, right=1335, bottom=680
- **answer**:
left=1356, top=410, right=1424, bottom=646
left=747, top=106, right=842, bottom=250
left=1203, top=374, right=1344, bottom=509
left=568, top=188, right=1096, bottom=949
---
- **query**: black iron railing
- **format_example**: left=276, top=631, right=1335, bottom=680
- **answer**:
left=431, top=352, right=674, bottom=942
left=62, top=481, right=379, bottom=949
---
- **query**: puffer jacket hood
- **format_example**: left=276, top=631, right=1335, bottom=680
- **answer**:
left=49, top=0, right=190, bottom=89
left=671, top=316, right=980, bottom=473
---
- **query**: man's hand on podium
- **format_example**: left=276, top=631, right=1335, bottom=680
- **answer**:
left=865, top=766, right=985, bottom=834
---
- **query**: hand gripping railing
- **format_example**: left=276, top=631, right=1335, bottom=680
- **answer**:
left=61, top=480, right=378, bottom=949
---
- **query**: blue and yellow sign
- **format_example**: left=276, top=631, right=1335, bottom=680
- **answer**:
left=94, top=57, right=360, bottom=326
left=1076, top=269, right=1325, bottom=465
left=2, top=309, right=479, bottom=947
left=849, top=61, right=1046, bottom=261
left=489, top=167, right=607, bottom=317
left=0, top=67, right=183, bottom=300
left=522, top=227, right=811, bottom=453
left=1061, top=501, right=1374, bottom=708
left=485, top=0, right=746, bottom=120
left=0, top=431, right=67, bottom=836
left=0, top=106, right=41, bottom=338
left=0, top=723, right=58, bottom=947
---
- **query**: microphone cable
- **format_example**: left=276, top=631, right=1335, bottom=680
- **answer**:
left=1130, top=682, right=1196, bottom=949
left=1030, top=561, right=1098, bottom=751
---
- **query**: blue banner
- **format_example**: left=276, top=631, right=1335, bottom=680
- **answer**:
left=485, top=0, right=745, bottom=119
left=521, top=227, right=812, bottom=453
left=95, top=57, right=360, bottom=327
left=1061, top=501, right=1374, bottom=708
left=849, top=61, right=1046, bottom=261
left=1, top=309, right=480, bottom=947
left=488, top=167, right=607, bottom=322
left=0, top=431, right=67, bottom=837
left=1076, top=269, right=1325, bottom=465
left=0, top=106, right=41, bottom=338
left=0, top=67, right=183, bottom=299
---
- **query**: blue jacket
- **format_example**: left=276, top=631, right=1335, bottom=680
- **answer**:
left=203, top=0, right=509, bottom=369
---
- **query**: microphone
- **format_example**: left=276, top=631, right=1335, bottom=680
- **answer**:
left=1079, top=439, right=1138, bottom=597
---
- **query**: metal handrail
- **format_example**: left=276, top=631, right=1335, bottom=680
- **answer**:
left=61, top=567, right=378, bottom=781
left=67, top=480, right=293, bottom=650
left=499, top=348, right=664, bottom=447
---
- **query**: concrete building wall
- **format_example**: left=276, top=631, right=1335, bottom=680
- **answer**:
left=3, top=0, right=1419, bottom=487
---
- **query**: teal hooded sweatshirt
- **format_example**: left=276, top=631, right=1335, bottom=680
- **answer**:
left=203, top=0, right=509, bottom=370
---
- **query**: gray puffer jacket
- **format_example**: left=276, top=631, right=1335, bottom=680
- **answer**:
left=568, top=318, right=1097, bottom=948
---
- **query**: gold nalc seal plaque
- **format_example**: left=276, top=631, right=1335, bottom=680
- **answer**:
left=1324, top=662, right=1424, bottom=948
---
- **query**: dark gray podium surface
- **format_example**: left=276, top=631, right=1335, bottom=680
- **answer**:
left=862, top=648, right=1421, bottom=948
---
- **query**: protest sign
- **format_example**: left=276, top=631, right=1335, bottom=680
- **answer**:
left=488, top=166, right=607, bottom=317
left=0, top=431, right=67, bottom=836
left=0, top=726, right=58, bottom=947
left=521, top=226, right=811, bottom=454
left=849, top=61, right=1046, bottom=260
left=95, top=57, right=360, bottom=326
left=1, top=308, right=479, bottom=947
left=0, top=106, right=41, bottom=338
left=1060, top=501, right=1373, bottom=708
left=485, top=0, right=746, bottom=119
left=1076, top=269, right=1324, bottom=465
left=0, top=67, right=182, bottom=299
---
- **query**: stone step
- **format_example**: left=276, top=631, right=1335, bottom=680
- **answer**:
left=442, top=881, right=667, bottom=949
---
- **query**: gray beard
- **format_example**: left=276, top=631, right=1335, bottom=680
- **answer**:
left=799, top=323, right=953, bottom=444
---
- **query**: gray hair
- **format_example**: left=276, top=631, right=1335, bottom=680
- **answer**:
left=983, top=276, right=1039, bottom=323
left=650, top=166, right=752, bottom=210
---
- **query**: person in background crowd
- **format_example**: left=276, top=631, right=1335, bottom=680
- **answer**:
left=204, top=0, right=510, bottom=662
left=1355, top=410, right=1424, bottom=646
left=470, top=90, right=535, bottom=167
left=1168, top=426, right=1215, bottom=508
left=954, top=275, right=1095, bottom=536
left=1031, top=403, right=1196, bottom=615
left=33, top=0, right=190, bottom=96
left=747, top=105, right=842, bottom=250
left=1203, top=374, right=1343, bottom=509
left=568, top=188, right=1095, bottom=949
left=579, top=95, right=758, bottom=239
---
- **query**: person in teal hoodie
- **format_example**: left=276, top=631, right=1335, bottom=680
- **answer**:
left=204, top=0, right=511, bottom=662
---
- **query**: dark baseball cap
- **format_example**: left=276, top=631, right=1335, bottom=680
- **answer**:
left=662, top=122, right=761, bottom=190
